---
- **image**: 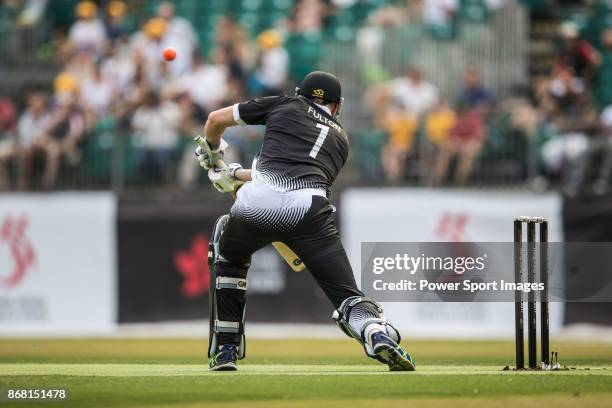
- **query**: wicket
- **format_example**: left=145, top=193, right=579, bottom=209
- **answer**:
left=513, top=216, right=549, bottom=370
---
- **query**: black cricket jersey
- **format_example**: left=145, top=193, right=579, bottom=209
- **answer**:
left=232, top=95, right=349, bottom=193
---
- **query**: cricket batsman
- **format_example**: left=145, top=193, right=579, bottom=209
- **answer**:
left=195, top=71, right=415, bottom=372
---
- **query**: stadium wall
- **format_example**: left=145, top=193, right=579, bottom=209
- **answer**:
left=341, top=188, right=565, bottom=338
left=1, top=189, right=612, bottom=336
left=0, top=193, right=117, bottom=335
left=117, top=198, right=331, bottom=324
left=563, top=194, right=612, bottom=326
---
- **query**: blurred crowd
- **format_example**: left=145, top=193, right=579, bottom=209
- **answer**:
left=1, top=0, right=612, bottom=194
left=0, top=0, right=298, bottom=190
left=364, top=18, right=612, bottom=193
left=365, top=65, right=492, bottom=186
left=533, top=22, right=612, bottom=195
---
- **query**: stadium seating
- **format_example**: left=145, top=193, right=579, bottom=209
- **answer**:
left=2, top=0, right=610, bottom=190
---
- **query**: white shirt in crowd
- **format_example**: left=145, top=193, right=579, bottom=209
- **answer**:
left=389, top=77, right=439, bottom=118
left=17, top=109, right=50, bottom=146
left=600, top=105, right=612, bottom=129
left=132, top=101, right=181, bottom=150
left=80, top=76, right=115, bottom=117
left=423, top=0, right=458, bottom=26
left=129, top=32, right=166, bottom=86
left=255, top=47, right=289, bottom=90
left=101, top=46, right=136, bottom=93
left=68, top=18, right=107, bottom=55
left=178, top=63, right=228, bottom=111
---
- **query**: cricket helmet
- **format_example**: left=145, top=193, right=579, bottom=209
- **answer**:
left=296, top=71, right=343, bottom=117
left=296, top=71, right=342, bottom=104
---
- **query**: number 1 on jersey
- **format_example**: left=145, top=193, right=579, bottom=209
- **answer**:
left=309, top=123, right=330, bottom=159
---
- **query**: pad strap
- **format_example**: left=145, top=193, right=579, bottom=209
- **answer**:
left=214, top=320, right=243, bottom=334
left=216, top=277, right=248, bottom=290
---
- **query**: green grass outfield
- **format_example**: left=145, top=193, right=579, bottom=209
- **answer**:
left=0, top=338, right=611, bottom=407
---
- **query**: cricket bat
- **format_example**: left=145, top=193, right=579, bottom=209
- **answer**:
left=195, top=136, right=305, bottom=272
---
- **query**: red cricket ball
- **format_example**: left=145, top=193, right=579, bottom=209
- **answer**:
left=163, top=47, right=177, bottom=61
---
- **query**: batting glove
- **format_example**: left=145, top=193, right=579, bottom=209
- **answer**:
left=226, top=163, right=243, bottom=181
left=209, top=162, right=243, bottom=193
left=195, top=137, right=225, bottom=170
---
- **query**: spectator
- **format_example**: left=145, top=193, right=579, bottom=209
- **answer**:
left=538, top=67, right=599, bottom=194
left=356, top=6, right=404, bottom=85
left=214, top=17, right=249, bottom=82
left=426, top=99, right=456, bottom=146
left=177, top=92, right=207, bottom=189
left=16, top=89, right=51, bottom=190
left=504, top=92, right=540, bottom=141
left=0, top=97, right=17, bottom=190
left=422, top=0, right=458, bottom=35
left=101, top=37, right=136, bottom=96
left=178, top=52, right=228, bottom=112
left=131, top=90, right=181, bottom=183
left=292, top=0, right=327, bottom=33
left=381, top=102, right=418, bottom=183
left=388, top=65, right=439, bottom=119
left=534, top=62, right=593, bottom=169
left=547, top=66, right=587, bottom=116
left=450, top=103, right=487, bottom=185
left=457, top=67, right=492, bottom=111
left=215, top=16, right=247, bottom=52
left=222, top=44, right=248, bottom=96
left=428, top=68, right=491, bottom=185
left=64, top=48, right=96, bottom=85
left=425, top=98, right=456, bottom=184
left=80, top=62, right=116, bottom=127
left=39, top=74, right=86, bottom=189
left=105, top=1, right=130, bottom=44
left=175, top=93, right=205, bottom=137
left=252, top=30, right=289, bottom=96
left=363, top=71, right=427, bottom=183
left=429, top=103, right=485, bottom=186
left=68, top=1, right=107, bottom=57
left=16, top=0, right=47, bottom=27
left=131, top=17, right=168, bottom=88
left=156, top=1, right=197, bottom=76
left=564, top=104, right=612, bottom=195
left=555, top=21, right=601, bottom=84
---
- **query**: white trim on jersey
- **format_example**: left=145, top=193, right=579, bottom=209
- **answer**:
left=233, top=103, right=247, bottom=126
left=314, top=103, right=332, bottom=116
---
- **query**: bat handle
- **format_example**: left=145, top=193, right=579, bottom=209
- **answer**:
left=194, top=135, right=205, bottom=145
left=196, top=135, right=227, bottom=170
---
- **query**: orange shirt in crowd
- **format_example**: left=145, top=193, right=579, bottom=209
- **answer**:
left=385, top=113, right=418, bottom=151
left=426, top=108, right=456, bottom=146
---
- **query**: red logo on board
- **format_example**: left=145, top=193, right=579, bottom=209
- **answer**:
left=434, top=212, right=469, bottom=242
left=0, top=215, right=36, bottom=289
left=173, top=234, right=210, bottom=298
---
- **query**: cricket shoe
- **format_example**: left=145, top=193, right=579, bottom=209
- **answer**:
left=370, top=331, right=416, bottom=371
left=209, top=345, right=238, bottom=371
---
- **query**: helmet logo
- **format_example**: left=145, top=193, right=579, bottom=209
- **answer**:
left=312, top=89, right=325, bottom=98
